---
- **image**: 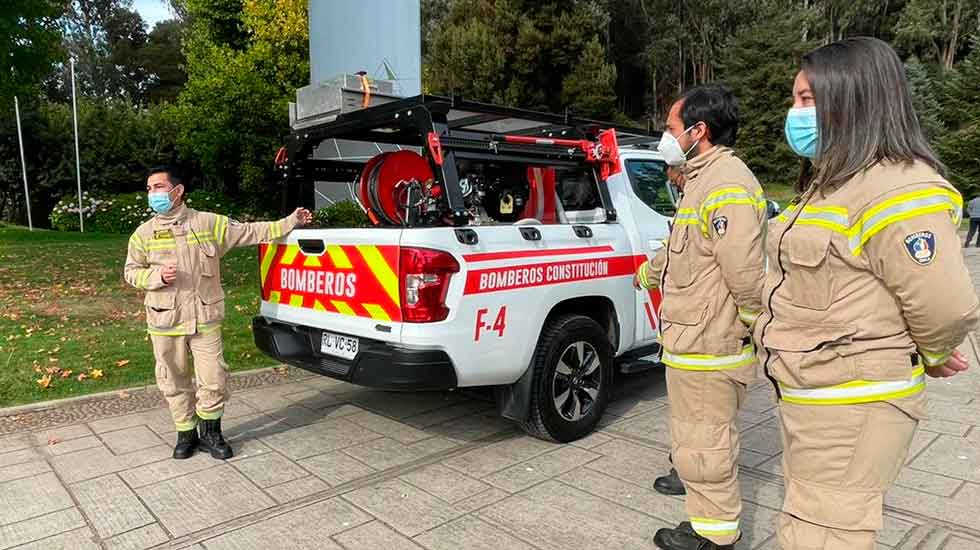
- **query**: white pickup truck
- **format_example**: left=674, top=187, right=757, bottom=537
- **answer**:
left=253, top=95, right=678, bottom=442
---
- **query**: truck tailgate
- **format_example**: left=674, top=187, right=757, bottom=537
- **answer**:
left=258, top=228, right=404, bottom=343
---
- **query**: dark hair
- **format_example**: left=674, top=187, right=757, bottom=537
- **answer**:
left=801, top=37, right=944, bottom=189
left=148, top=165, right=184, bottom=187
left=678, top=85, right=739, bottom=147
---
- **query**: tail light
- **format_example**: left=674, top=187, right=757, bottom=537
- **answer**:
left=399, top=247, right=459, bottom=323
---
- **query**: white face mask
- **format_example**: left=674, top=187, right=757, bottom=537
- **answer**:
left=657, top=125, right=700, bottom=166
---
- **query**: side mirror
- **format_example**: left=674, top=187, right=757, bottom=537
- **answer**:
left=767, top=200, right=781, bottom=220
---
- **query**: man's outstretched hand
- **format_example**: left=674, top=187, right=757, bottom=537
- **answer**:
left=161, top=264, right=178, bottom=285
left=293, top=208, right=313, bottom=227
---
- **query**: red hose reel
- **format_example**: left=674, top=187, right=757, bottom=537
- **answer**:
left=357, top=150, right=438, bottom=226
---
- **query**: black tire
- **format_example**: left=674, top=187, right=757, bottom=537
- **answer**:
left=519, top=314, right=613, bottom=442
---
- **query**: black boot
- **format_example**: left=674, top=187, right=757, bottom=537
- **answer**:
left=198, top=418, right=234, bottom=459
left=654, top=467, right=686, bottom=495
left=654, top=522, right=737, bottom=550
left=173, top=429, right=199, bottom=460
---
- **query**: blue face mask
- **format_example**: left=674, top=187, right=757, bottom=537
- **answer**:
left=148, top=190, right=175, bottom=214
left=785, top=106, right=818, bottom=159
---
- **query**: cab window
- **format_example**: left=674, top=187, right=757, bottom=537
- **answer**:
left=626, top=159, right=675, bottom=216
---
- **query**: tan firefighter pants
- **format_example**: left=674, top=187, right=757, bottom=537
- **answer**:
left=778, top=401, right=918, bottom=550
left=150, top=326, right=230, bottom=431
left=667, top=367, right=746, bottom=545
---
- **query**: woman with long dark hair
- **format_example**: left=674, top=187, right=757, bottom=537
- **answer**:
left=755, top=37, right=979, bottom=549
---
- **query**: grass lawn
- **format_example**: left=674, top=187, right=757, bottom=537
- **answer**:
left=0, top=225, right=273, bottom=407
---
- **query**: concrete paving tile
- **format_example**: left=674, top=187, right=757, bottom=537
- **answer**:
left=51, top=444, right=171, bottom=484
left=520, top=480, right=659, bottom=540
left=877, top=516, right=915, bottom=547
left=443, top=436, right=553, bottom=479
left=924, top=400, right=980, bottom=429
left=211, top=413, right=293, bottom=441
left=919, top=419, right=972, bottom=437
left=265, top=475, right=329, bottom=504
left=101, top=426, right=166, bottom=455
left=9, top=527, right=100, bottom=550
left=737, top=409, right=773, bottom=431
left=558, top=466, right=685, bottom=525
left=260, top=418, right=382, bottom=460
left=102, top=524, right=170, bottom=550
left=738, top=474, right=786, bottom=511
left=584, top=439, right=671, bottom=488
left=740, top=423, right=783, bottom=457
left=33, top=424, right=93, bottom=446
left=738, top=448, right=774, bottom=468
left=89, top=410, right=173, bottom=435
left=343, top=437, right=456, bottom=471
left=738, top=502, right=780, bottom=548
left=299, top=451, right=376, bottom=487
left=0, top=472, right=74, bottom=525
left=0, top=435, right=34, bottom=455
left=894, top=467, right=964, bottom=497
left=604, top=397, right=665, bottom=419
left=71, top=474, right=155, bottom=538
left=741, top=387, right=778, bottom=413
left=135, top=465, right=275, bottom=538
left=281, top=389, right=341, bottom=411
left=885, top=484, right=980, bottom=530
left=343, top=479, right=465, bottom=537
left=568, top=431, right=613, bottom=449
left=43, top=435, right=104, bottom=456
left=909, top=435, right=980, bottom=482
left=202, top=497, right=369, bottom=550
left=945, top=536, right=980, bottom=550
left=421, top=413, right=512, bottom=444
left=118, top=451, right=217, bottom=488
left=401, top=464, right=491, bottom=503
left=266, top=406, right=326, bottom=428
left=220, top=399, right=262, bottom=419
left=905, top=430, right=939, bottom=465
left=235, top=391, right=298, bottom=412
left=453, top=488, right=510, bottom=514
left=602, top=409, right=672, bottom=447
left=333, top=521, right=424, bottom=550
left=483, top=446, right=601, bottom=493
left=753, top=454, right=783, bottom=477
left=415, top=516, right=535, bottom=550
left=479, top=492, right=652, bottom=550
left=232, top=451, right=309, bottom=488
left=0, top=508, right=85, bottom=550
left=0, top=460, right=50, bottom=484
left=403, top=402, right=493, bottom=429
left=0, top=448, right=45, bottom=469
left=347, top=411, right=431, bottom=444
left=227, top=437, right=274, bottom=459
left=347, top=391, right=463, bottom=420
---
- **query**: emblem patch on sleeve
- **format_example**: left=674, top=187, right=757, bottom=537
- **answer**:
left=904, top=231, right=936, bottom=265
left=712, top=216, right=728, bottom=236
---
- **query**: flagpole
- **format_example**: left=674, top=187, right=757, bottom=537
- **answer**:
left=14, top=96, right=32, bottom=231
left=70, top=58, right=84, bottom=232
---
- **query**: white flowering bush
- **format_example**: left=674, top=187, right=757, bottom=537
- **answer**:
left=49, top=192, right=112, bottom=232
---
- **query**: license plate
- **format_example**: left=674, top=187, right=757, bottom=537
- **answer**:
left=320, top=331, right=359, bottom=360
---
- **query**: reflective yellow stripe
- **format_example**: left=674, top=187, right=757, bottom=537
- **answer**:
left=214, top=215, right=229, bottom=245
left=147, top=325, right=188, bottom=336
left=636, top=263, right=652, bottom=289
left=129, top=233, right=146, bottom=252
left=362, top=303, right=392, bottom=321
left=313, top=299, right=327, bottom=311
left=196, top=409, right=223, bottom=420
left=326, top=245, right=353, bottom=269
left=662, top=345, right=756, bottom=371
left=738, top=308, right=759, bottom=325
left=690, top=517, right=739, bottom=538
left=187, top=231, right=215, bottom=245
left=700, top=187, right=762, bottom=225
left=303, top=255, right=322, bottom=267
left=175, top=418, right=198, bottom=431
left=146, top=239, right=176, bottom=251
left=357, top=245, right=400, bottom=306
left=198, top=323, right=221, bottom=334
left=260, top=244, right=278, bottom=287
left=779, top=367, right=925, bottom=405
left=919, top=349, right=950, bottom=367
left=269, top=221, right=282, bottom=240
left=269, top=291, right=281, bottom=304
left=849, top=188, right=961, bottom=255
left=331, top=300, right=356, bottom=316
left=136, top=269, right=151, bottom=289
left=673, top=207, right=702, bottom=227
left=288, top=294, right=304, bottom=307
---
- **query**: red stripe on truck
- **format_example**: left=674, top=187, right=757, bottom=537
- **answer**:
left=462, top=245, right=615, bottom=263
left=463, top=255, right=635, bottom=295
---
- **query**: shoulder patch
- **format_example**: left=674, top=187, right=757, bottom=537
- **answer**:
left=904, top=231, right=936, bottom=265
left=712, top=216, right=728, bottom=236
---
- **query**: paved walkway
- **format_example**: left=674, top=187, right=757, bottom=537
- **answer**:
left=2, top=252, right=980, bottom=550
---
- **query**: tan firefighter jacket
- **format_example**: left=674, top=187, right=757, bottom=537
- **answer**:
left=637, top=146, right=767, bottom=381
left=124, top=203, right=297, bottom=336
left=754, top=161, right=980, bottom=414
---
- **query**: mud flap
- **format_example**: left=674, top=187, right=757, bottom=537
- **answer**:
left=495, top=363, right=535, bottom=421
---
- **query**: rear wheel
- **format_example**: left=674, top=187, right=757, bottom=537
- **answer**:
left=520, top=314, right=612, bottom=442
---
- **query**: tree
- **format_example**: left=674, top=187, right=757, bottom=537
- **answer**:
left=173, top=0, right=308, bottom=199
left=904, top=56, right=945, bottom=145
left=939, top=36, right=980, bottom=198
left=896, top=0, right=979, bottom=71
left=562, top=36, right=618, bottom=120
left=141, top=20, right=187, bottom=104
left=0, top=0, right=65, bottom=107
left=943, top=35, right=980, bottom=128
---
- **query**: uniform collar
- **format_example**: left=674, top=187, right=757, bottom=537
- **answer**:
left=154, top=202, right=188, bottom=225
left=682, top=145, right=731, bottom=188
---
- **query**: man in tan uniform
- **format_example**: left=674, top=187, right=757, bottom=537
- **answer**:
left=636, top=86, right=767, bottom=550
left=124, top=166, right=312, bottom=459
